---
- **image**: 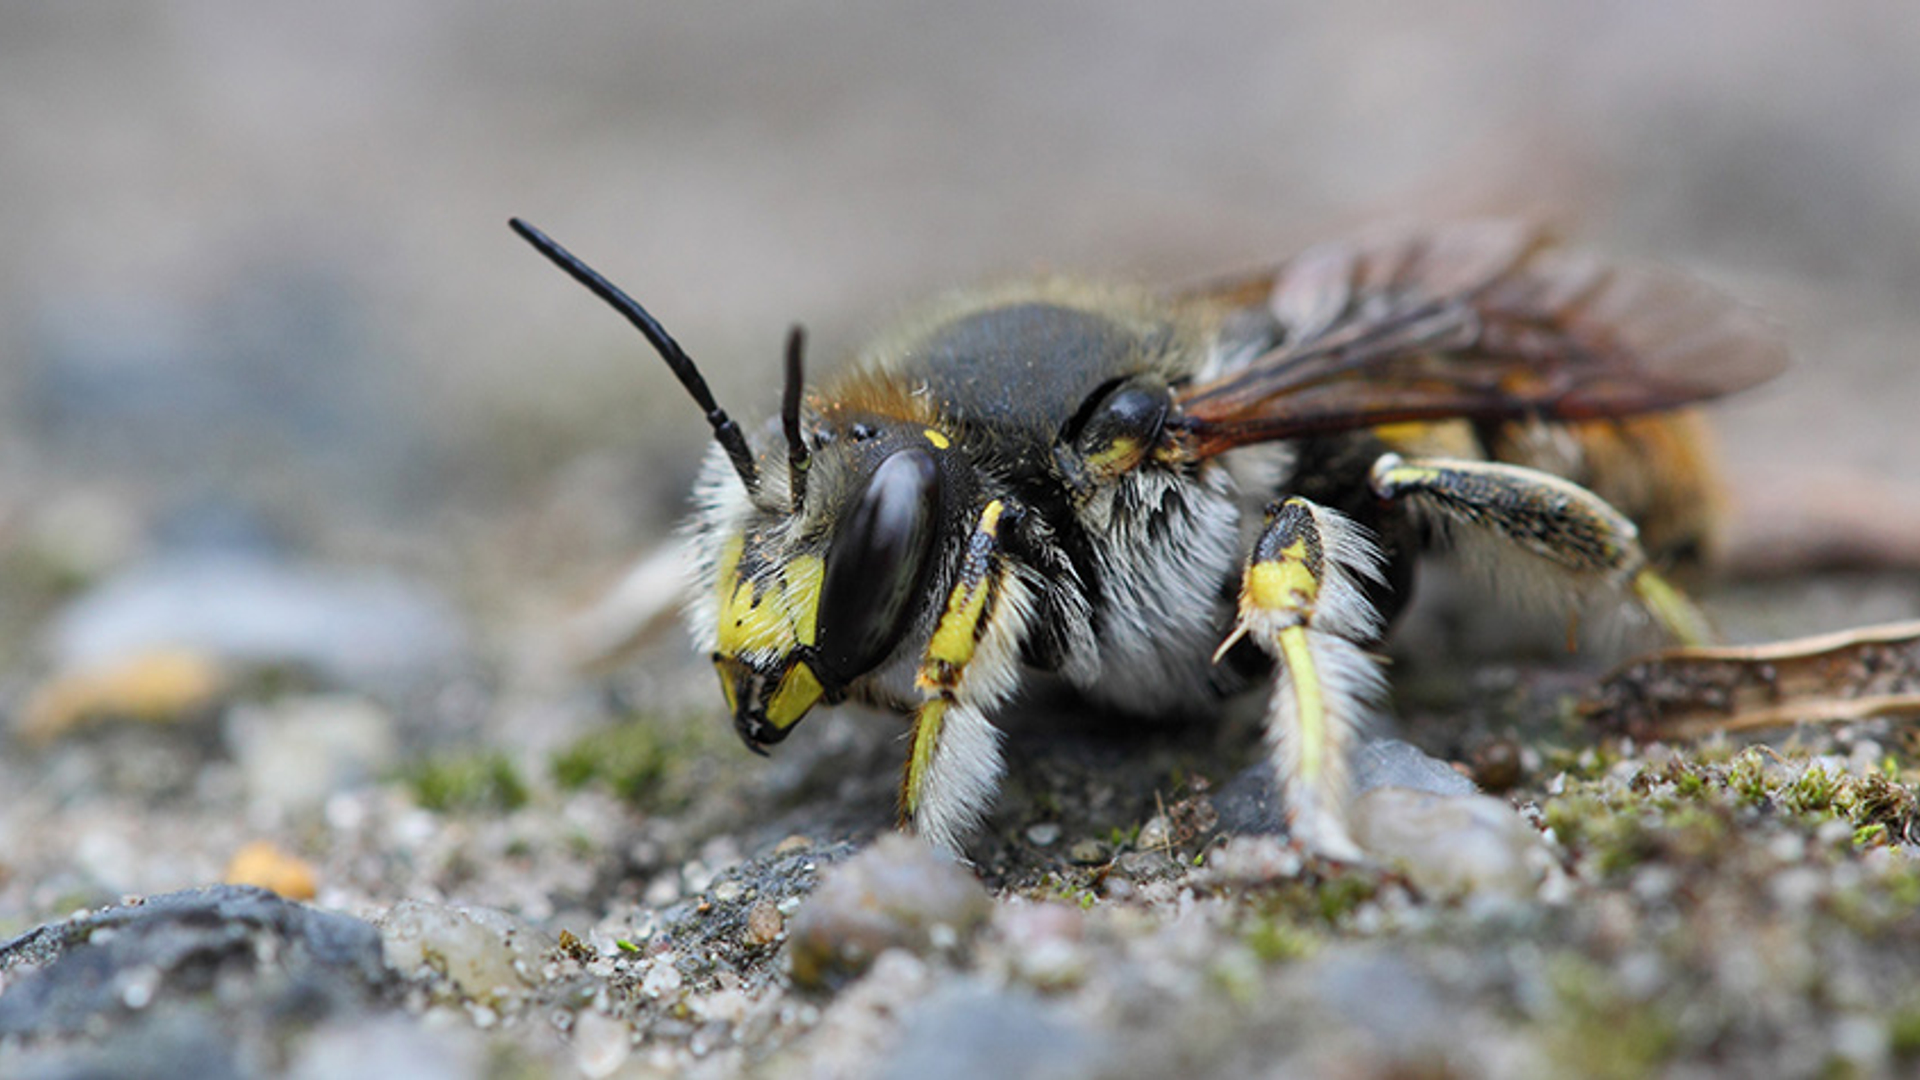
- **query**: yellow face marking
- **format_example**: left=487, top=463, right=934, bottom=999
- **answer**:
left=764, top=661, right=824, bottom=730
left=903, top=699, right=947, bottom=815
left=922, top=428, right=951, bottom=450
left=714, top=535, right=745, bottom=598
left=1246, top=538, right=1321, bottom=616
left=714, top=549, right=825, bottom=657
left=1277, top=626, right=1326, bottom=779
left=785, top=555, right=823, bottom=647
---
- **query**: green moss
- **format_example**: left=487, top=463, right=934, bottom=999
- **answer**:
left=551, top=718, right=690, bottom=811
left=1313, top=874, right=1377, bottom=923
left=1239, top=869, right=1380, bottom=933
left=1670, top=767, right=1710, bottom=800
left=1544, top=955, right=1679, bottom=1080
left=1543, top=787, right=1658, bottom=875
left=1725, top=749, right=1774, bottom=806
left=1242, top=914, right=1318, bottom=963
left=1783, top=763, right=1844, bottom=818
left=406, top=751, right=529, bottom=813
left=1889, top=1001, right=1920, bottom=1060
left=1542, top=742, right=1625, bottom=784
left=1836, top=773, right=1918, bottom=834
left=1542, top=778, right=1733, bottom=878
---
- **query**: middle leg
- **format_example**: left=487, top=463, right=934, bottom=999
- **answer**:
left=1217, top=497, right=1391, bottom=860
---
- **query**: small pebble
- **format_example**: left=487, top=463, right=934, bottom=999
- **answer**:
left=226, top=694, right=399, bottom=815
left=1067, top=838, right=1109, bottom=865
left=786, top=834, right=991, bottom=990
left=1469, top=737, right=1525, bottom=792
left=1025, top=822, right=1062, bottom=847
left=1135, top=816, right=1173, bottom=852
left=1350, top=787, right=1547, bottom=900
left=223, top=840, right=319, bottom=900
left=571, top=1010, right=632, bottom=1079
left=379, top=901, right=545, bottom=1005
left=19, top=648, right=227, bottom=744
left=744, top=900, right=785, bottom=947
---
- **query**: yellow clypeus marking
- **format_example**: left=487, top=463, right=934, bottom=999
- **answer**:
left=765, top=661, right=824, bottom=730
left=714, top=656, right=743, bottom=716
left=1247, top=538, right=1320, bottom=615
left=1277, top=625, right=1326, bottom=780
left=903, top=699, right=947, bottom=815
left=922, top=428, right=951, bottom=450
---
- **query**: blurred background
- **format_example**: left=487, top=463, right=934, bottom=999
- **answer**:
left=3, top=1, right=1919, bottom=682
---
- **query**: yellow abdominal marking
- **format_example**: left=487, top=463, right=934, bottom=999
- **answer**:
left=904, top=699, right=946, bottom=815
left=1373, top=459, right=1441, bottom=490
left=1277, top=625, right=1326, bottom=780
left=765, top=661, right=824, bottom=730
left=922, top=428, right=951, bottom=450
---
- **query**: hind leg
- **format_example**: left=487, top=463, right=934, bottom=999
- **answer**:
left=1369, top=453, right=1713, bottom=646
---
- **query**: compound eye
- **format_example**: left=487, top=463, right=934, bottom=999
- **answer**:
left=1066, top=379, right=1169, bottom=483
left=1080, top=381, right=1167, bottom=448
left=815, top=447, right=941, bottom=684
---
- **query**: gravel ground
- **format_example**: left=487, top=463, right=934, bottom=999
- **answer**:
left=5, top=6, right=1920, bottom=1079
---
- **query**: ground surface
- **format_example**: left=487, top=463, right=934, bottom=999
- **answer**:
left=4, top=6, right=1920, bottom=1079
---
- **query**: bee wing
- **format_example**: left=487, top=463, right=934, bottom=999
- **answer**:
left=1171, top=221, right=1788, bottom=459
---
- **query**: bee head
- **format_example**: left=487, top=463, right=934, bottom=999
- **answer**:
left=701, top=410, right=952, bottom=752
left=509, top=219, right=950, bottom=753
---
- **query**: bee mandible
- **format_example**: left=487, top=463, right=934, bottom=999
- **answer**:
left=511, top=218, right=1784, bottom=859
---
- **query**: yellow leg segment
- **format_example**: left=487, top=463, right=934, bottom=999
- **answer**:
left=900, top=500, right=1029, bottom=856
left=1222, top=497, right=1386, bottom=861
left=1276, top=625, right=1326, bottom=781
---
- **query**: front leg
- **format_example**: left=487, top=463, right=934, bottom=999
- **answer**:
left=902, top=499, right=1034, bottom=855
left=1217, top=497, right=1390, bottom=861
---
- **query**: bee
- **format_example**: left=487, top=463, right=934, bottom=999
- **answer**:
left=510, top=218, right=1784, bottom=859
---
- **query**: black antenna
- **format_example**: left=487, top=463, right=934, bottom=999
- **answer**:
left=508, top=218, right=760, bottom=495
left=782, top=326, right=809, bottom=511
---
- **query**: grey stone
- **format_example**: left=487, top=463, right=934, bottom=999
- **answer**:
left=43, top=553, right=467, bottom=695
left=0, top=885, right=393, bottom=1038
left=787, top=834, right=992, bottom=990
left=876, top=982, right=1105, bottom=1080
left=1214, top=737, right=1475, bottom=835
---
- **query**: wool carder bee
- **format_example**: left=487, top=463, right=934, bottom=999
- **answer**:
left=511, top=218, right=1785, bottom=859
